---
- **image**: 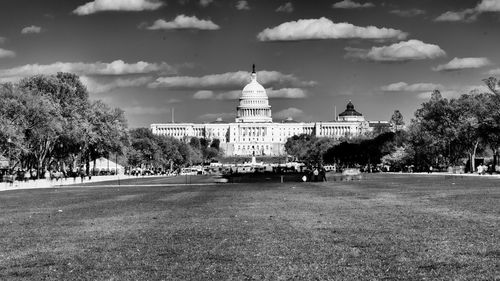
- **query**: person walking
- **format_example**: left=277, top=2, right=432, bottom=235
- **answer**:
left=320, top=167, right=327, bottom=182
left=313, top=167, right=319, bottom=182
left=80, top=167, right=85, bottom=183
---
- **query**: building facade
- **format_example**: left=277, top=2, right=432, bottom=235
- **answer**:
left=151, top=66, right=389, bottom=156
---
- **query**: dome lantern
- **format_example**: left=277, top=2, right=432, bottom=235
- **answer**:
left=338, top=100, right=365, bottom=122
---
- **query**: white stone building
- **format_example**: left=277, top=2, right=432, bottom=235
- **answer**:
left=151, top=66, right=389, bottom=156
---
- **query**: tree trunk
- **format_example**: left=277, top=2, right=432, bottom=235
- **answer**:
left=493, top=148, right=498, bottom=173
left=471, top=140, right=480, bottom=173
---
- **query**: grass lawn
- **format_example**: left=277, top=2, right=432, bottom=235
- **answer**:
left=0, top=174, right=498, bottom=280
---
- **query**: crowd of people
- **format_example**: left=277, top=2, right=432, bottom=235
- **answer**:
left=0, top=167, right=95, bottom=184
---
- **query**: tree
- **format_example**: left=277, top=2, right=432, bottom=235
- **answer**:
left=453, top=93, right=491, bottom=172
left=156, top=136, right=184, bottom=169
left=481, top=77, right=500, bottom=170
left=431, top=89, right=443, bottom=101
left=284, top=134, right=317, bottom=161
left=381, top=145, right=412, bottom=171
left=204, top=147, right=220, bottom=162
left=129, top=128, right=160, bottom=168
left=410, top=91, right=459, bottom=168
left=84, top=100, right=128, bottom=174
left=22, top=91, right=64, bottom=176
left=189, top=137, right=201, bottom=150
left=1, top=73, right=129, bottom=177
left=18, top=73, right=93, bottom=174
left=210, top=139, right=220, bottom=150
left=305, top=137, right=337, bottom=166
left=390, top=110, right=405, bottom=132
left=482, top=77, right=500, bottom=96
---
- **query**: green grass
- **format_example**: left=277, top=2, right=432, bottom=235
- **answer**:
left=0, top=174, right=499, bottom=280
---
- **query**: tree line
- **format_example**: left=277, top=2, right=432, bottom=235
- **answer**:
left=0, top=73, right=222, bottom=178
left=285, top=77, right=500, bottom=173
left=126, top=128, right=222, bottom=172
left=2, top=72, right=499, bottom=176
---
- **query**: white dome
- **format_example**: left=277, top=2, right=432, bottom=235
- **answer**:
left=241, top=74, right=267, bottom=99
left=235, top=66, right=272, bottom=123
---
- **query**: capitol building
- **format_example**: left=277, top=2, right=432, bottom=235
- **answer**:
left=151, top=66, right=389, bottom=157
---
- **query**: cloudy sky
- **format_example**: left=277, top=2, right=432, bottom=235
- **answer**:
left=1, top=0, right=500, bottom=127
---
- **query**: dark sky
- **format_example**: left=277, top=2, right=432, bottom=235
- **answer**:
left=1, top=0, right=499, bottom=127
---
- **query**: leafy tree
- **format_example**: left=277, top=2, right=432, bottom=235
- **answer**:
left=203, top=147, right=220, bottom=162
left=381, top=145, right=413, bottom=171
left=453, top=93, right=492, bottom=172
left=410, top=91, right=459, bottom=168
left=22, top=91, right=64, bottom=176
left=189, top=137, right=201, bottom=150
left=324, top=132, right=404, bottom=169
left=483, top=77, right=500, bottom=95
left=305, top=137, right=338, bottom=165
left=284, top=134, right=317, bottom=161
left=156, top=136, right=184, bottom=168
left=18, top=73, right=94, bottom=173
left=129, top=128, right=159, bottom=168
left=210, top=139, right=220, bottom=150
left=390, top=110, right=405, bottom=132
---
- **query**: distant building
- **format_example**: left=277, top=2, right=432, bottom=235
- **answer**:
left=151, top=65, right=390, bottom=156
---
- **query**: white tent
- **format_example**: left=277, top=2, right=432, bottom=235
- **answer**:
left=91, top=157, right=125, bottom=175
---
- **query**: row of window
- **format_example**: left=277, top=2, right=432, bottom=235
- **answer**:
left=237, top=144, right=270, bottom=150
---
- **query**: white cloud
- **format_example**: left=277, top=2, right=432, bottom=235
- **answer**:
left=199, top=0, right=213, bottom=7
left=476, top=0, right=500, bottom=12
left=276, top=2, right=293, bottom=13
left=257, top=17, right=407, bottom=41
left=193, top=89, right=239, bottom=100
left=123, top=105, right=171, bottom=115
left=150, top=70, right=316, bottom=90
left=0, top=60, right=175, bottom=79
left=274, top=107, right=305, bottom=120
left=345, top=39, right=446, bottom=62
left=417, top=90, right=459, bottom=99
left=193, top=90, right=215, bottom=99
left=193, top=90, right=240, bottom=100
left=198, top=112, right=235, bottom=121
left=435, top=0, right=500, bottom=22
left=332, top=0, right=374, bottom=9
left=417, top=85, right=492, bottom=99
left=433, top=57, right=491, bottom=72
left=146, top=15, right=220, bottom=30
left=435, top=9, right=477, bottom=22
left=381, top=82, right=443, bottom=92
left=80, top=76, right=153, bottom=93
left=267, top=88, right=307, bottom=98
left=214, top=90, right=241, bottom=100
left=236, top=0, right=250, bottom=10
left=21, top=25, right=42, bottom=34
left=0, top=48, right=15, bottom=59
left=389, top=9, right=426, bottom=17
left=73, top=0, right=163, bottom=15
left=0, top=36, right=7, bottom=43
left=193, top=88, right=307, bottom=100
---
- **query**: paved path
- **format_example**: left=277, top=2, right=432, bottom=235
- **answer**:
left=0, top=175, right=167, bottom=192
